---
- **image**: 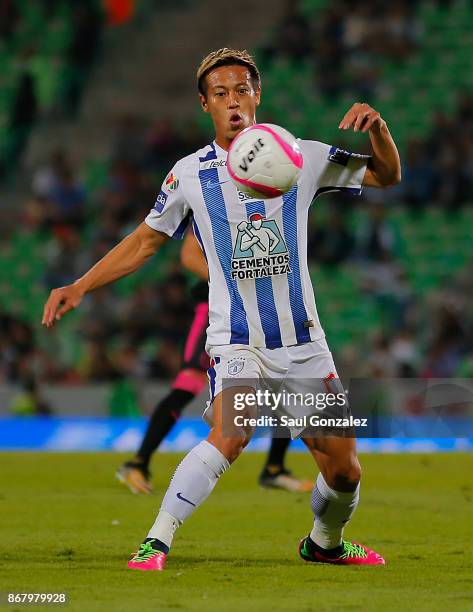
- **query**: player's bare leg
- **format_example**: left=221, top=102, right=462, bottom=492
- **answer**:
left=128, top=386, right=254, bottom=570
left=298, top=435, right=384, bottom=565
left=206, top=385, right=255, bottom=460
left=304, top=435, right=360, bottom=492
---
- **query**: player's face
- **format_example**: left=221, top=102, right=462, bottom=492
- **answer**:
left=200, top=65, right=261, bottom=150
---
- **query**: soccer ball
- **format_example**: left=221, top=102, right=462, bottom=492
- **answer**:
left=227, top=123, right=303, bottom=199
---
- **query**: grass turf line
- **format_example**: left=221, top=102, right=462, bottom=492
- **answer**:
left=0, top=452, right=472, bottom=611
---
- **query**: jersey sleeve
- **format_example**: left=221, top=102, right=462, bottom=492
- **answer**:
left=300, top=140, right=369, bottom=198
left=145, top=163, right=192, bottom=240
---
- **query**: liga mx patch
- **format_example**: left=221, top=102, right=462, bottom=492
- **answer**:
left=328, top=146, right=352, bottom=167
left=154, top=190, right=168, bottom=212
left=165, top=172, right=179, bottom=191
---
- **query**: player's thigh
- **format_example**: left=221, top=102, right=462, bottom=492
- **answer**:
left=205, top=345, right=267, bottom=462
left=207, top=385, right=257, bottom=463
left=302, top=435, right=361, bottom=491
left=282, top=340, right=348, bottom=440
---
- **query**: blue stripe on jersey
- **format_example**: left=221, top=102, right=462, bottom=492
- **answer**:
left=199, top=167, right=249, bottom=345
left=245, top=201, right=282, bottom=348
left=192, top=218, right=207, bottom=261
left=208, top=365, right=216, bottom=402
left=282, top=186, right=311, bottom=344
left=199, top=143, right=217, bottom=162
left=172, top=211, right=192, bottom=239
left=207, top=356, right=220, bottom=403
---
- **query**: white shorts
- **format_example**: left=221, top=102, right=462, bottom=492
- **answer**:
left=205, top=339, right=348, bottom=438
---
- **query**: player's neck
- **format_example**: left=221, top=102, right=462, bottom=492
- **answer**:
left=214, top=135, right=231, bottom=152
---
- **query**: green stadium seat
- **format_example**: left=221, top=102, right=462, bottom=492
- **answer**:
left=41, top=18, right=72, bottom=55
left=300, top=0, right=328, bottom=17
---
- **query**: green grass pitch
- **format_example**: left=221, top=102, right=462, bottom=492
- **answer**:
left=1, top=452, right=472, bottom=611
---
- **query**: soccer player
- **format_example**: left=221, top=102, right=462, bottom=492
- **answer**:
left=117, top=230, right=312, bottom=494
left=42, top=48, right=401, bottom=569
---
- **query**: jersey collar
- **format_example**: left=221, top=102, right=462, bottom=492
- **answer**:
left=213, top=140, right=228, bottom=158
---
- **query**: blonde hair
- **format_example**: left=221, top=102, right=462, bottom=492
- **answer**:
left=196, top=48, right=261, bottom=97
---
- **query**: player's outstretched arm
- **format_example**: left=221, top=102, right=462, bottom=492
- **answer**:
left=42, top=223, right=168, bottom=327
left=339, top=102, right=401, bottom=188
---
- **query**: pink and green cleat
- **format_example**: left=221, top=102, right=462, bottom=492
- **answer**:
left=299, top=536, right=385, bottom=565
left=128, top=540, right=167, bottom=571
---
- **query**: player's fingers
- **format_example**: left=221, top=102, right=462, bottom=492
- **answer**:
left=42, top=291, right=61, bottom=327
left=354, top=110, right=371, bottom=132
left=362, top=111, right=381, bottom=132
left=55, top=299, right=76, bottom=322
left=339, top=103, right=365, bottom=129
left=41, top=301, right=50, bottom=326
left=338, top=109, right=357, bottom=130
left=338, top=114, right=349, bottom=129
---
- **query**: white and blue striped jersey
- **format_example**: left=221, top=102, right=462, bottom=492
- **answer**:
left=145, top=139, right=368, bottom=350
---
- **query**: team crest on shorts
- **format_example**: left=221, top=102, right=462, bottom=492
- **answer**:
left=231, top=214, right=291, bottom=280
left=228, top=359, right=245, bottom=376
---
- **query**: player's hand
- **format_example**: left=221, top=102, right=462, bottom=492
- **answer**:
left=339, top=103, right=386, bottom=133
left=42, top=283, right=84, bottom=328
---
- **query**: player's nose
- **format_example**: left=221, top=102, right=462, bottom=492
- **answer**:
left=227, top=92, right=239, bottom=108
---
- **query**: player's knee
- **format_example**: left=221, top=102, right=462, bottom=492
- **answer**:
left=302, top=437, right=317, bottom=453
left=329, top=457, right=361, bottom=491
left=207, top=433, right=249, bottom=464
left=221, top=438, right=248, bottom=463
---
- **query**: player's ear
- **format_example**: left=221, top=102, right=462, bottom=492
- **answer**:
left=255, top=87, right=261, bottom=106
left=199, top=93, right=209, bottom=113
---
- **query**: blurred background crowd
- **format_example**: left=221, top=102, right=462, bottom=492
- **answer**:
left=0, top=0, right=472, bottom=415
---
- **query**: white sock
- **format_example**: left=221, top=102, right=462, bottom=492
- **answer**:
left=147, top=441, right=229, bottom=548
left=309, top=472, right=360, bottom=550
left=147, top=510, right=180, bottom=549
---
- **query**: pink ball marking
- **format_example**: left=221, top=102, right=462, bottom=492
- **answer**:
left=256, top=124, right=303, bottom=169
